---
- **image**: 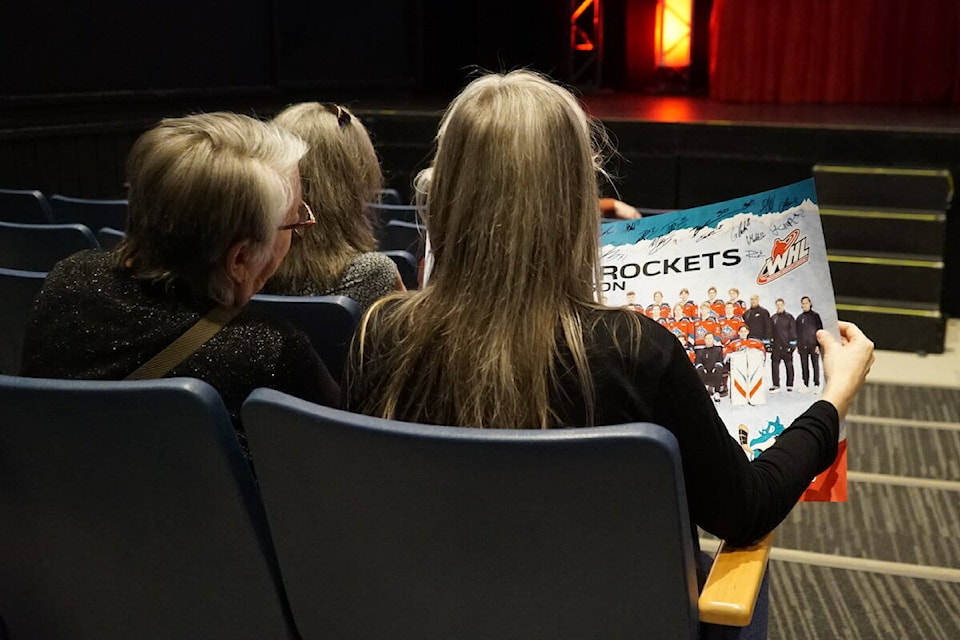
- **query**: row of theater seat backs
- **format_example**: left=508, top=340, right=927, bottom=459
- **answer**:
left=0, top=188, right=408, bottom=228
left=0, top=186, right=422, bottom=274
left=92, top=224, right=420, bottom=291
left=2, top=187, right=666, bottom=236
left=0, top=188, right=128, bottom=229
left=0, top=219, right=420, bottom=287
left=0, top=374, right=752, bottom=640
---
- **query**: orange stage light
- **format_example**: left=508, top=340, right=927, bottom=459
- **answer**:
left=655, top=0, right=692, bottom=68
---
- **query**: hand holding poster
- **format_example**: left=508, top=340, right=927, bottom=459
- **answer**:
left=600, top=179, right=846, bottom=501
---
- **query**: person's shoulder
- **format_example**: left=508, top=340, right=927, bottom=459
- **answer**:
left=48, top=248, right=111, bottom=278
left=41, top=250, right=119, bottom=297
left=340, top=252, right=399, bottom=299
left=231, top=308, right=306, bottom=348
left=347, top=251, right=396, bottom=275
left=226, top=310, right=325, bottom=378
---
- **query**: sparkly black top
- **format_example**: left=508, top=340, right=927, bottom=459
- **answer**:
left=21, top=250, right=340, bottom=452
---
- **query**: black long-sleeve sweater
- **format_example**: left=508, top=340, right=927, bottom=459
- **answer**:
left=346, top=307, right=838, bottom=547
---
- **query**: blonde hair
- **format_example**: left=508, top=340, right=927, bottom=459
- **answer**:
left=266, top=103, right=382, bottom=294
left=348, top=70, right=635, bottom=429
left=118, top=112, right=306, bottom=306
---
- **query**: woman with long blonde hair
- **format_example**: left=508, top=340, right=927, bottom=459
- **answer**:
left=265, top=102, right=403, bottom=309
left=345, top=71, right=873, bottom=558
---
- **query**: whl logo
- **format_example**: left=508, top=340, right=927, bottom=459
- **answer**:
left=757, top=229, right=809, bottom=284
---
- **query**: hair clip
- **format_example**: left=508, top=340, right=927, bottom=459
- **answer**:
left=322, top=103, right=352, bottom=128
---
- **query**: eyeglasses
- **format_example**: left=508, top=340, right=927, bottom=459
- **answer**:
left=278, top=201, right=316, bottom=238
left=321, top=103, right=352, bottom=128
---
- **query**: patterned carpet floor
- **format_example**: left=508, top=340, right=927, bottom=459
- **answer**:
left=849, top=384, right=960, bottom=423
left=774, top=482, right=960, bottom=568
left=769, top=562, right=960, bottom=640
left=716, top=382, right=960, bottom=639
left=847, top=421, right=960, bottom=481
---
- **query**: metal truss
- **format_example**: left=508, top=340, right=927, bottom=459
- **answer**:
left=568, top=0, right=603, bottom=88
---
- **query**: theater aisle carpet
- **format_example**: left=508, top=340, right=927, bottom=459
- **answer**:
left=703, top=382, right=960, bottom=639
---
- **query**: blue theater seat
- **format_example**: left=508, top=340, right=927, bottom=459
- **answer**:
left=0, top=220, right=99, bottom=271
left=49, top=194, right=128, bottom=232
left=0, top=267, right=47, bottom=375
left=378, top=218, right=425, bottom=259
left=95, top=226, right=125, bottom=250
left=368, top=201, right=419, bottom=225
left=380, top=249, right=418, bottom=290
left=243, top=389, right=771, bottom=640
left=247, top=294, right=361, bottom=382
left=0, top=188, right=55, bottom=224
left=0, top=375, right=298, bottom=640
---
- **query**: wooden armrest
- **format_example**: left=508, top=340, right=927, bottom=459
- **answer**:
left=698, top=531, right=774, bottom=627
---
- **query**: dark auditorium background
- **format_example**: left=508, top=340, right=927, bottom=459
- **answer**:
left=2, top=0, right=959, bottom=336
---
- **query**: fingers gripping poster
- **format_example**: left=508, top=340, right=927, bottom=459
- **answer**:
left=600, top=179, right=846, bottom=501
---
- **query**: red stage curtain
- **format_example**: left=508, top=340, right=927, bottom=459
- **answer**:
left=710, top=0, right=960, bottom=104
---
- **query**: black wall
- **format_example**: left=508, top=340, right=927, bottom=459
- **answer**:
left=274, top=1, right=423, bottom=89
left=1, top=0, right=578, bottom=99
left=1, top=1, right=275, bottom=96
left=1, top=0, right=427, bottom=98
left=419, top=1, right=568, bottom=91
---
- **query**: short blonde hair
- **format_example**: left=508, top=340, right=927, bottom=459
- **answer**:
left=118, top=112, right=307, bottom=306
left=267, top=102, right=382, bottom=294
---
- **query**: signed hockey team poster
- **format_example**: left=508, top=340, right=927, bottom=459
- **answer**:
left=600, top=179, right=845, bottom=501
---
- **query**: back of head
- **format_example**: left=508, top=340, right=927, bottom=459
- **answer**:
left=268, top=103, right=383, bottom=293
left=424, top=70, right=602, bottom=302
left=119, top=112, right=306, bottom=306
left=350, top=71, right=616, bottom=430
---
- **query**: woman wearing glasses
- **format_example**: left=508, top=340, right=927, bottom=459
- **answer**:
left=21, top=112, right=339, bottom=451
left=264, top=102, right=405, bottom=310
left=344, top=71, right=874, bottom=637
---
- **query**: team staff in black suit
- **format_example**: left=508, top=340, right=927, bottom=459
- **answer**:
left=769, top=297, right=797, bottom=392
left=796, top=296, right=824, bottom=392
